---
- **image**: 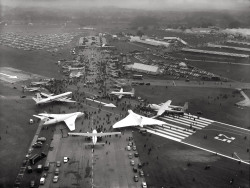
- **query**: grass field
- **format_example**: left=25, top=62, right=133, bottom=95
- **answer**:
left=134, top=85, right=250, bottom=129
left=0, top=25, right=84, bottom=187
left=188, top=60, right=250, bottom=82
left=0, top=85, right=38, bottom=187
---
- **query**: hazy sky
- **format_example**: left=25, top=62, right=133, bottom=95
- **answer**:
left=1, top=0, right=250, bottom=11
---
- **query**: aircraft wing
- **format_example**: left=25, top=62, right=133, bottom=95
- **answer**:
left=40, top=92, right=53, bottom=98
left=55, top=97, right=76, bottom=103
left=68, top=132, right=121, bottom=136
left=113, top=110, right=166, bottom=128
left=64, top=115, right=77, bottom=131
left=157, top=100, right=172, bottom=116
left=33, top=115, right=46, bottom=119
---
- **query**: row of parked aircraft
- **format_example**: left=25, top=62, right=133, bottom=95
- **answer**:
left=29, top=84, right=189, bottom=146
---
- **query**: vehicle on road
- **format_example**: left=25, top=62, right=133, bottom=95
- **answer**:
left=30, top=180, right=35, bottom=188
left=134, top=152, right=139, bottom=157
left=133, top=167, right=137, bottom=173
left=134, top=175, right=139, bottom=182
left=142, top=181, right=147, bottom=188
left=127, top=146, right=131, bottom=151
left=64, top=157, right=69, bottom=163
left=56, top=161, right=61, bottom=167
left=55, top=168, right=60, bottom=175
left=27, top=166, right=32, bottom=173
left=139, top=170, right=144, bottom=177
left=133, top=146, right=136, bottom=151
left=44, top=163, right=50, bottom=170
left=128, top=153, right=133, bottom=159
left=130, top=160, right=135, bottom=166
left=53, top=176, right=59, bottom=183
left=40, top=177, right=45, bottom=185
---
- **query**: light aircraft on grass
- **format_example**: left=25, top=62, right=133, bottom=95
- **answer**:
left=22, top=85, right=42, bottom=92
left=33, top=112, right=84, bottom=131
left=30, top=80, right=52, bottom=86
left=32, top=92, right=75, bottom=105
left=112, top=110, right=166, bottom=129
left=68, top=129, right=121, bottom=146
left=110, top=88, right=135, bottom=99
left=148, top=100, right=188, bottom=117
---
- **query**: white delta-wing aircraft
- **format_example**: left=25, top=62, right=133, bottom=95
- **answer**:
left=236, top=89, right=250, bottom=107
left=68, top=129, right=121, bottom=146
left=112, top=110, right=166, bottom=129
left=110, top=88, right=135, bottom=99
left=33, top=112, right=84, bottom=131
left=32, top=92, right=76, bottom=105
left=148, top=100, right=188, bottom=117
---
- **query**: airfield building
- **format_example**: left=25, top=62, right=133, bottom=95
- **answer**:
left=125, top=63, right=160, bottom=75
left=181, top=48, right=249, bottom=58
left=130, top=36, right=170, bottom=47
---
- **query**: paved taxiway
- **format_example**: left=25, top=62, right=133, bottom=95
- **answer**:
left=41, top=125, right=144, bottom=188
left=143, top=113, right=250, bottom=165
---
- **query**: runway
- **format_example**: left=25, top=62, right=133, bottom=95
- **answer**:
left=143, top=113, right=250, bottom=165
left=0, top=67, right=47, bottom=83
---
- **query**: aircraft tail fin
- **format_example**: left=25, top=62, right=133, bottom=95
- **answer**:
left=131, top=88, right=135, bottom=96
left=32, top=93, right=42, bottom=104
left=183, top=102, right=188, bottom=112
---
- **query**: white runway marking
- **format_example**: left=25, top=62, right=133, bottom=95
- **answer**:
left=181, top=141, right=250, bottom=165
left=0, top=72, right=18, bottom=79
left=142, top=113, right=250, bottom=165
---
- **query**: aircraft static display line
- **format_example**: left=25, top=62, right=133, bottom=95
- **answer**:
left=33, top=112, right=84, bottom=131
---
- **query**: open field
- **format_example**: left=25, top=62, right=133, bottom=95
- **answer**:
left=187, top=60, right=250, bottom=82
left=134, top=85, right=250, bottom=129
left=0, top=84, right=38, bottom=187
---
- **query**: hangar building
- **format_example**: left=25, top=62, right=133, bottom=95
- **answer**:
left=125, top=63, right=159, bottom=75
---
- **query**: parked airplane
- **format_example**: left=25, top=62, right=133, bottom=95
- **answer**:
left=22, top=85, right=42, bottom=92
left=236, top=89, right=250, bottom=107
left=110, top=88, right=135, bottom=99
left=113, top=110, right=166, bottom=129
left=32, top=92, right=75, bottom=105
left=69, top=72, right=84, bottom=78
left=30, top=79, right=53, bottom=86
left=148, top=100, right=188, bottom=117
left=68, top=129, right=121, bottom=146
left=67, top=66, right=85, bottom=71
left=33, top=112, right=84, bottom=131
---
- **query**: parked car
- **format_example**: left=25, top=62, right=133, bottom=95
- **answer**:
left=130, top=160, right=135, bottom=166
left=139, top=170, right=144, bottom=177
left=133, top=167, right=137, bottom=173
left=64, top=157, right=69, bottom=163
left=55, top=168, right=59, bottom=175
left=134, top=175, right=139, bottom=182
left=53, top=176, right=59, bottom=183
left=134, top=152, right=139, bottom=157
left=141, top=181, right=147, bottom=188
left=30, top=180, right=35, bottom=188
left=40, top=177, right=45, bottom=185
left=126, top=146, right=131, bottom=151
left=56, top=161, right=61, bottom=167
left=133, top=146, right=136, bottom=151
left=128, top=153, right=133, bottom=159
